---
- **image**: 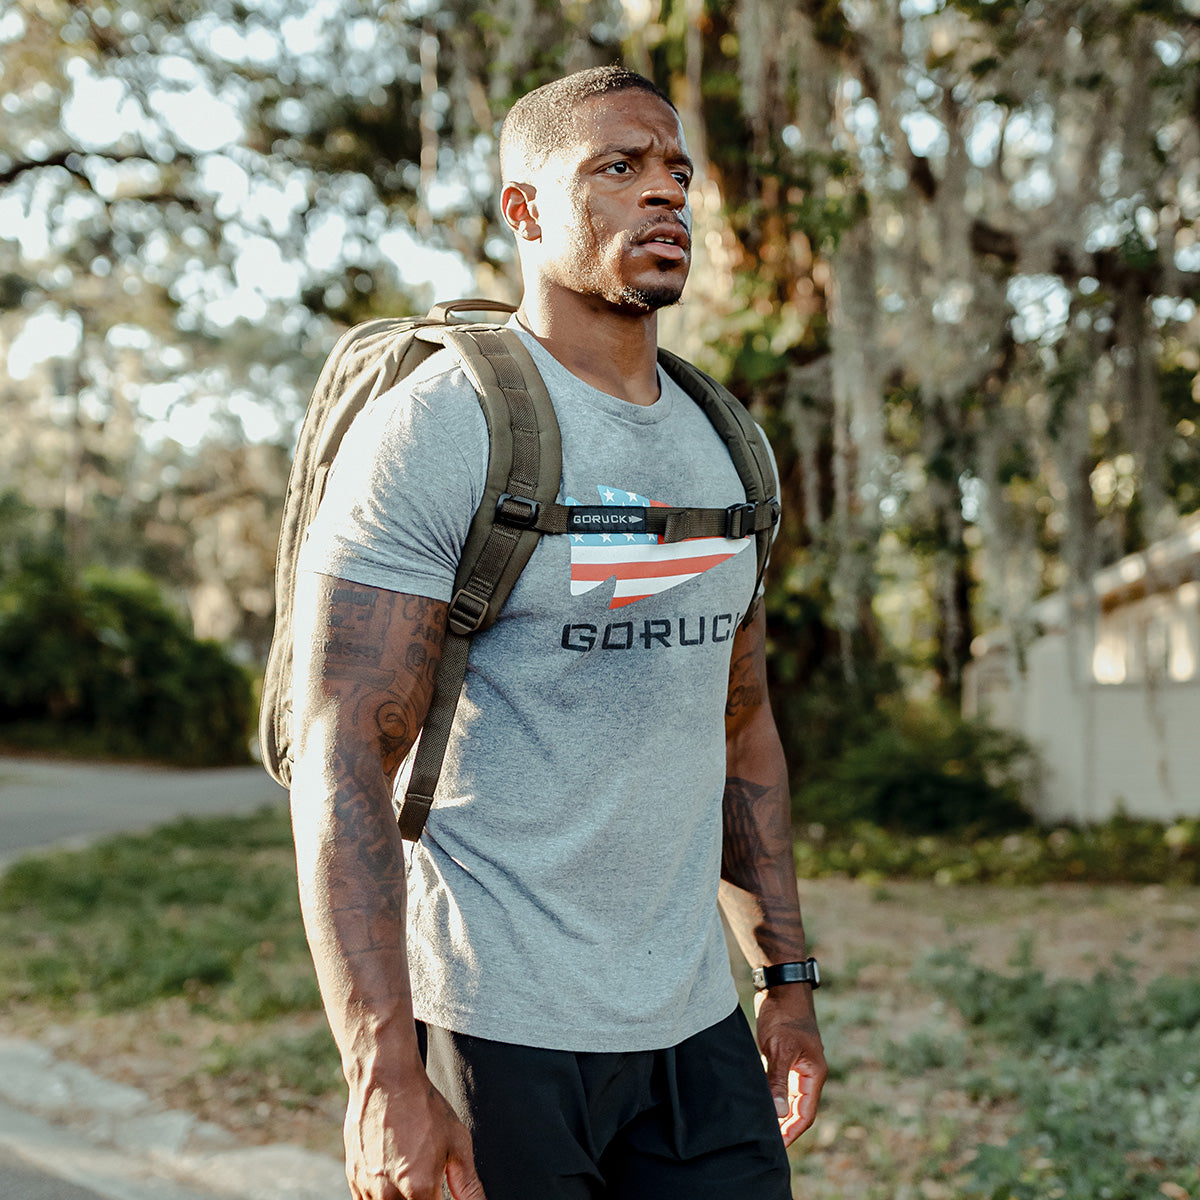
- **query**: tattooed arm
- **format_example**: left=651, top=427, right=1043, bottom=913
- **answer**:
left=719, top=605, right=827, bottom=1145
left=289, top=573, right=485, bottom=1200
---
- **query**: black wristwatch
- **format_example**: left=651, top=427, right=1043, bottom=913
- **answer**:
left=751, top=958, right=821, bottom=991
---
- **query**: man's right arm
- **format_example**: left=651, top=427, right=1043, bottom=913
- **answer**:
left=288, top=572, right=485, bottom=1200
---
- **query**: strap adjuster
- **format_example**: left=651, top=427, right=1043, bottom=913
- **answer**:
left=724, top=499, right=780, bottom=539
left=725, top=502, right=756, bottom=539
left=494, top=492, right=541, bottom=529
left=447, top=589, right=489, bottom=635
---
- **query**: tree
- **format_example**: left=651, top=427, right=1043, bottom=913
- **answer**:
left=663, top=0, right=1200, bottom=705
left=1, top=0, right=629, bottom=653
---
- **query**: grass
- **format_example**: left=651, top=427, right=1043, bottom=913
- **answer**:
left=1, top=807, right=1199, bottom=1198
left=0, top=808, right=318, bottom=1017
left=922, top=945, right=1200, bottom=1198
left=786, top=948, right=1200, bottom=1199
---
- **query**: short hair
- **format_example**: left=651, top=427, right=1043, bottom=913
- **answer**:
left=499, top=66, right=676, bottom=182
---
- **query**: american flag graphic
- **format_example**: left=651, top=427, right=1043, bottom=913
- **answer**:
left=566, top=484, right=752, bottom=609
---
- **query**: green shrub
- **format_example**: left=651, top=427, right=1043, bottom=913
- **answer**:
left=794, top=700, right=1037, bottom=835
left=0, top=556, right=253, bottom=765
left=924, top=944, right=1135, bottom=1052
left=765, top=586, right=900, bottom=798
left=793, top=816, right=1200, bottom=885
left=925, top=947, right=1200, bottom=1199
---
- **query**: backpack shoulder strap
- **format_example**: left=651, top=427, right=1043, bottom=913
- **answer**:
left=396, top=325, right=561, bottom=840
left=656, top=349, right=778, bottom=626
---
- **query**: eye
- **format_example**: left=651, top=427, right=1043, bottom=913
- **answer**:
left=672, top=170, right=692, bottom=189
left=605, top=160, right=633, bottom=175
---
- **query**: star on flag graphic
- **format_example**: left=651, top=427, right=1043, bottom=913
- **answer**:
left=566, top=485, right=752, bottom=609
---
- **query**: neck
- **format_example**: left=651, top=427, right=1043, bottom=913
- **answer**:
left=515, top=289, right=662, bottom=406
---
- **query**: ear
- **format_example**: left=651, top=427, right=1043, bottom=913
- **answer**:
left=501, top=183, right=540, bottom=241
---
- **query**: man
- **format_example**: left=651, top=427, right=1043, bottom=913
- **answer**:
left=288, top=66, right=826, bottom=1200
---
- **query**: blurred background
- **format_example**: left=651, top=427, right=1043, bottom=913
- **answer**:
left=3, top=6, right=1200, bottom=1199
left=3, top=0, right=1200, bottom=828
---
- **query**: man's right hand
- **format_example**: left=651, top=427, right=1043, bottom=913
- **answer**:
left=345, top=1071, right=487, bottom=1200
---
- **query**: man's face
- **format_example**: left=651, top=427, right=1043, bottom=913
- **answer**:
left=528, top=90, right=693, bottom=314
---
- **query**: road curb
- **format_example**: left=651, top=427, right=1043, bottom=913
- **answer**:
left=0, top=1037, right=348, bottom=1200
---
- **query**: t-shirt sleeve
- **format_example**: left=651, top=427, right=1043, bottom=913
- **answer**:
left=297, top=364, right=489, bottom=600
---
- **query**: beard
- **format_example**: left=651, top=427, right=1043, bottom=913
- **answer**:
left=613, top=276, right=686, bottom=314
left=560, top=207, right=689, bottom=314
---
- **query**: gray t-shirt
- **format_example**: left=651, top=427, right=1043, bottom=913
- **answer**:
left=299, top=329, right=763, bottom=1052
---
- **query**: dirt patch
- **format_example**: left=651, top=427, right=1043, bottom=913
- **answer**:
left=2, top=1000, right=347, bottom=1158
left=789, top=877, right=1200, bottom=1197
left=805, top=876, right=1200, bottom=982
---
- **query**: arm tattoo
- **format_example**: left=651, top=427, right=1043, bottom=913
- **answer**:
left=721, top=776, right=772, bottom=884
left=720, top=611, right=809, bottom=964
left=721, top=776, right=808, bottom=961
left=296, top=584, right=448, bottom=988
left=725, top=637, right=765, bottom=720
left=320, top=586, right=445, bottom=770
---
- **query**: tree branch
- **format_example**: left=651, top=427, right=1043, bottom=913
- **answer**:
left=0, top=149, right=90, bottom=188
left=969, top=218, right=1200, bottom=298
left=0, top=148, right=203, bottom=212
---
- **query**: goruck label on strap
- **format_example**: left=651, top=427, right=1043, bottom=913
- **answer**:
left=566, top=507, right=650, bottom=534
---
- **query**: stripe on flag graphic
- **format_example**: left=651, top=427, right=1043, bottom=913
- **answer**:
left=567, top=485, right=752, bottom=609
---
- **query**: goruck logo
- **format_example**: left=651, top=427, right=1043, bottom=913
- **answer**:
left=565, top=484, right=752, bottom=609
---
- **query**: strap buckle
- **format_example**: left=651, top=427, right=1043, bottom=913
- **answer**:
left=494, top=492, right=541, bottom=529
left=724, top=499, right=781, bottom=539
left=724, top=502, right=757, bottom=539
left=447, top=589, right=489, bottom=635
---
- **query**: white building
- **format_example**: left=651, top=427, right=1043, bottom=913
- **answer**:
left=964, top=512, right=1200, bottom=823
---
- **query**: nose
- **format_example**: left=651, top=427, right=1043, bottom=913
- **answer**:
left=642, top=163, right=687, bottom=210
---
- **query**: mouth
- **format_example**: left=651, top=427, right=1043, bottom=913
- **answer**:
left=635, top=221, right=691, bottom=263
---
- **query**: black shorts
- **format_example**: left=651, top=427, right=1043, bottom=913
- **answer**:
left=418, top=1005, right=791, bottom=1200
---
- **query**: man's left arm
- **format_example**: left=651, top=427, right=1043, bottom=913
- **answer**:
left=719, top=605, right=828, bottom=1145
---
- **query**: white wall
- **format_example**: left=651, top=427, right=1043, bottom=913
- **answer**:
left=1089, top=680, right=1200, bottom=820
left=966, top=634, right=1200, bottom=822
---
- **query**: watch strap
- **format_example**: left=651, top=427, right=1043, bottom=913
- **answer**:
left=751, top=957, right=820, bottom=990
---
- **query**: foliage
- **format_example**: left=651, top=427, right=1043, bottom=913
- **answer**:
left=793, top=815, right=1200, bottom=885
left=793, top=699, right=1036, bottom=835
left=0, top=555, right=254, bottom=765
left=5, top=0, right=1200, bottom=799
left=0, top=490, right=51, bottom=575
left=765, top=583, right=900, bottom=794
left=926, top=947, right=1200, bottom=1199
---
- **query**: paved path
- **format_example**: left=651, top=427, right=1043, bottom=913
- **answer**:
left=0, top=1041, right=348, bottom=1199
left=0, top=1114, right=217, bottom=1200
left=0, top=756, right=287, bottom=868
left=0, top=757, right=349, bottom=1199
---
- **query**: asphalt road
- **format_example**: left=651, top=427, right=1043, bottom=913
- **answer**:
left=0, top=755, right=287, bottom=869
left=0, top=1145, right=109, bottom=1200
